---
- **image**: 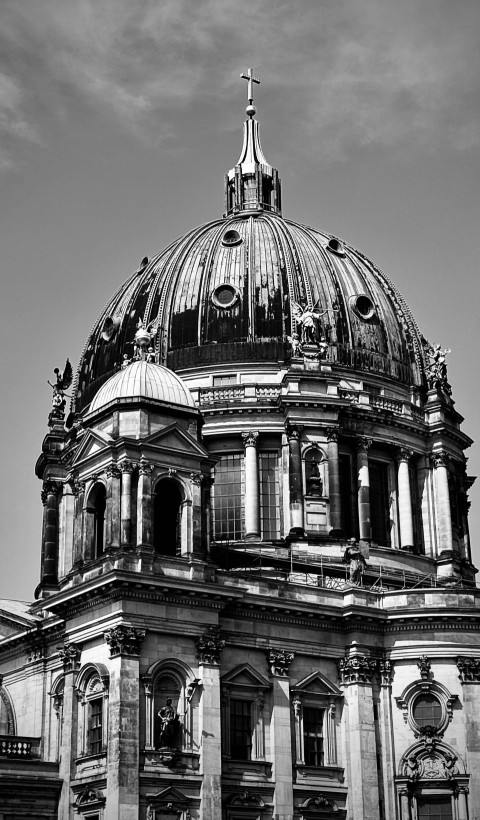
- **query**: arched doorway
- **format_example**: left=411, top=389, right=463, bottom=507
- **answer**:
left=153, top=479, right=182, bottom=556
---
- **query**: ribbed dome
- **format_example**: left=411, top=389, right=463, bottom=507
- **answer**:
left=73, top=212, right=426, bottom=413
left=88, top=360, right=196, bottom=413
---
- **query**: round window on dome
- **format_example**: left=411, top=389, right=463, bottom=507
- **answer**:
left=327, top=237, right=346, bottom=257
left=351, top=294, right=376, bottom=321
left=101, top=316, right=121, bottom=342
left=211, top=284, right=240, bottom=310
left=222, top=229, right=242, bottom=247
left=412, top=694, right=442, bottom=729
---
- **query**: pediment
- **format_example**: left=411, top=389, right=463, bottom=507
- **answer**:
left=144, top=423, right=210, bottom=459
left=72, top=429, right=112, bottom=465
left=292, top=671, right=343, bottom=698
left=147, top=785, right=190, bottom=806
left=221, top=663, right=271, bottom=690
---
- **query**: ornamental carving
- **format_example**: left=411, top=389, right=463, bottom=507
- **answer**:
left=119, top=459, right=133, bottom=474
left=431, top=451, right=449, bottom=469
left=105, top=463, right=121, bottom=479
left=285, top=424, right=302, bottom=442
left=267, top=649, right=294, bottom=677
left=417, top=655, right=432, bottom=680
left=401, top=741, right=461, bottom=783
left=75, top=787, right=105, bottom=808
left=299, top=794, right=346, bottom=819
left=57, top=641, right=82, bottom=672
left=379, top=658, right=394, bottom=687
left=139, top=459, right=154, bottom=476
left=47, top=358, right=73, bottom=425
left=242, top=431, right=259, bottom=448
left=397, top=447, right=414, bottom=463
left=40, top=480, right=61, bottom=505
left=66, top=476, right=85, bottom=497
left=190, top=472, right=203, bottom=486
left=356, top=436, right=372, bottom=453
left=456, top=656, right=480, bottom=683
left=103, top=626, right=146, bottom=658
left=338, top=654, right=378, bottom=685
left=326, top=427, right=340, bottom=443
left=195, top=626, right=225, bottom=665
left=424, top=342, right=452, bottom=396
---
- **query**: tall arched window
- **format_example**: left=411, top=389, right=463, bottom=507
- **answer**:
left=85, top=483, right=106, bottom=559
left=153, top=479, right=182, bottom=556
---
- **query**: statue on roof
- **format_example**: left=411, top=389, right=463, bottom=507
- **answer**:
left=343, top=538, right=367, bottom=585
left=47, top=359, right=73, bottom=425
left=424, top=341, right=452, bottom=395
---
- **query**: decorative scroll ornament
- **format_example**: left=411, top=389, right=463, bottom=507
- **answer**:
left=195, top=626, right=225, bottom=665
left=66, top=475, right=85, bottom=497
left=119, top=459, right=133, bottom=474
left=431, top=451, right=449, bottom=469
left=338, top=654, right=378, bottom=685
left=267, top=649, right=294, bottom=677
left=190, top=472, right=203, bottom=486
left=326, top=427, right=340, bottom=443
left=139, top=458, right=154, bottom=476
left=456, top=656, right=480, bottom=683
left=417, top=655, right=432, bottom=680
left=299, top=794, right=346, bottom=820
left=75, top=786, right=105, bottom=809
left=285, top=423, right=302, bottom=442
left=105, top=463, right=121, bottom=479
left=103, top=625, right=146, bottom=658
left=40, top=479, right=61, bottom=505
left=424, top=341, right=452, bottom=395
left=57, top=641, right=82, bottom=672
left=47, top=358, right=73, bottom=425
left=401, top=745, right=459, bottom=782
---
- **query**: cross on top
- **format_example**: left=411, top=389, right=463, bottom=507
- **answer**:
left=241, top=68, right=260, bottom=103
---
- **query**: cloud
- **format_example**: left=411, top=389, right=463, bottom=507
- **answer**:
left=1, top=0, right=480, bottom=166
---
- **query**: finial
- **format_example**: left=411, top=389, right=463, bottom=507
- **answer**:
left=241, top=67, right=260, bottom=118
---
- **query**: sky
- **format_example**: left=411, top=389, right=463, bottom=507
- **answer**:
left=1, top=0, right=479, bottom=601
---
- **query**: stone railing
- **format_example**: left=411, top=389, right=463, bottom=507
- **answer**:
left=199, top=386, right=245, bottom=404
left=339, top=389, right=424, bottom=422
left=0, top=736, right=41, bottom=759
left=370, top=395, right=403, bottom=413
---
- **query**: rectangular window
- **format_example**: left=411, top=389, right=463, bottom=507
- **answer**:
left=88, top=698, right=103, bottom=755
left=417, top=796, right=453, bottom=820
left=230, top=699, right=252, bottom=760
left=259, top=451, right=280, bottom=540
left=303, top=707, right=324, bottom=767
left=213, top=375, right=237, bottom=387
left=213, top=454, right=244, bottom=541
left=369, top=460, right=391, bottom=546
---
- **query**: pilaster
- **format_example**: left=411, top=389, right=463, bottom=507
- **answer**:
left=104, top=625, right=145, bottom=820
left=57, top=642, right=82, bottom=820
left=268, top=649, right=295, bottom=820
left=105, top=463, right=121, bottom=551
left=456, top=657, right=480, bottom=810
left=196, top=627, right=225, bottom=820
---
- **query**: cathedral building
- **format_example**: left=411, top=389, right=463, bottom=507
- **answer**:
left=0, top=70, right=479, bottom=820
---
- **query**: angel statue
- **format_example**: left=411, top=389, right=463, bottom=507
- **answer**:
left=47, top=359, right=73, bottom=425
left=291, top=301, right=322, bottom=345
left=286, top=331, right=303, bottom=358
left=424, top=342, right=452, bottom=395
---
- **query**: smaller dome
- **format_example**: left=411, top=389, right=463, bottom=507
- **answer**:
left=89, top=361, right=196, bottom=413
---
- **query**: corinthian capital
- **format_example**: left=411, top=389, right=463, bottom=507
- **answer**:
left=431, top=451, right=449, bottom=469
left=396, top=447, right=414, bottom=464
left=242, top=431, right=259, bottom=448
left=326, top=427, right=340, bottom=443
left=356, top=436, right=373, bottom=453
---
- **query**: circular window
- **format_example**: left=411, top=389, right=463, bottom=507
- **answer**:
left=413, top=694, right=442, bottom=728
left=101, top=316, right=121, bottom=342
left=222, top=229, right=242, bottom=247
left=211, top=284, right=240, bottom=309
left=327, top=237, right=346, bottom=257
left=351, top=294, right=376, bottom=321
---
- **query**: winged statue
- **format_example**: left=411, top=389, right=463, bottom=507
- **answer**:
left=48, top=359, right=73, bottom=424
left=291, top=300, right=322, bottom=345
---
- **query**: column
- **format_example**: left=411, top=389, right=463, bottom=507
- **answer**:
left=338, top=653, right=381, bottom=820
left=57, top=642, right=82, bottom=819
left=136, top=459, right=153, bottom=549
left=267, top=650, right=294, bottom=820
left=356, top=438, right=372, bottom=540
left=326, top=428, right=342, bottom=535
left=196, top=627, right=225, bottom=820
left=432, top=451, right=453, bottom=553
left=190, top=472, right=203, bottom=557
left=105, top=464, right=121, bottom=551
left=41, top=480, right=61, bottom=583
left=242, top=432, right=260, bottom=538
left=397, top=448, right=414, bottom=550
left=104, top=626, right=145, bottom=820
left=286, top=425, right=304, bottom=536
left=119, top=460, right=133, bottom=548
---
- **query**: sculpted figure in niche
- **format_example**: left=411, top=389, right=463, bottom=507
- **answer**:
left=158, top=698, right=179, bottom=748
left=343, top=538, right=367, bottom=585
left=306, top=457, right=323, bottom=496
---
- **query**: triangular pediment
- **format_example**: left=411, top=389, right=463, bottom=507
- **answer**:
left=147, top=785, right=190, bottom=805
left=144, top=423, right=210, bottom=459
left=72, top=429, right=113, bottom=465
left=221, top=663, right=271, bottom=690
left=292, top=671, right=343, bottom=698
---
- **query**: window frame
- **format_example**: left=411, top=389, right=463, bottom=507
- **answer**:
left=291, top=672, right=343, bottom=771
left=221, top=664, right=271, bottom=763
left=75, top=665, right=109, bottom=760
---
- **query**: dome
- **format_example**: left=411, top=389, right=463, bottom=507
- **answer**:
left=72, top=90, right=426, bottom=414
left=88, top=360, right=196, bottom=414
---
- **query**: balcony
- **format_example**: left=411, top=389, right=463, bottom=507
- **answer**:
left=0, top=735, right=61, bottom=814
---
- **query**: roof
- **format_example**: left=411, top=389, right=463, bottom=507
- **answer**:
left=88, top=360, right=196, bottom=413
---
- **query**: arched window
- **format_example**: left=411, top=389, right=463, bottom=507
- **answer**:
left=153, top=479, right=182, bottom=556
left=143, top=662, right=199, bottom=755
left=0, top=685, right=15, bottom=735
left=85, top=483, right=106, bottom=559
left=76, top=665, right=109, bottom=758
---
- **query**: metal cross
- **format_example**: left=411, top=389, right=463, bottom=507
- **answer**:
left=241, top=68, right=260, bottom=103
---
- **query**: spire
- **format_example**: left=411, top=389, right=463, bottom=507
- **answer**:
left=224, top=68, right=282, bottom=217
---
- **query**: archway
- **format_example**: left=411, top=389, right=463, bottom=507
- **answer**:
left=154, top=479, right=182, bottom=556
